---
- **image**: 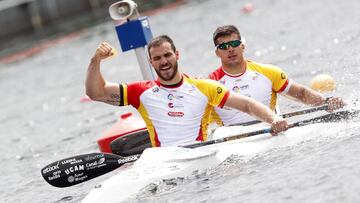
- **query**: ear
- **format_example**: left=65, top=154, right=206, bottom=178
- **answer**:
left=149, top=58, right=153, bottom=66
left=215, top=49, right=220, bottom=57
left=175, top=50, right=179, bottom=60
left=241, top=43, right=245, bottom=50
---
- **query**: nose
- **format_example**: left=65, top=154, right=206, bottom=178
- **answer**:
left=160, top=57, right=168, bottom=65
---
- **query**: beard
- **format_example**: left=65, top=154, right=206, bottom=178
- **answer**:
left=155, top=62, right=178, bottom=81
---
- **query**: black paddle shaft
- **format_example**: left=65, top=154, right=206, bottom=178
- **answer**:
left=184, top=109, right=359, bottom=148
left=229, top=104, right=329, bottom=126
left=41, top=153, right=140, bottom=187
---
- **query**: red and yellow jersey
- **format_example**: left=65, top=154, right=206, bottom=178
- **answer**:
left=208, top=60, right=291, bottom=125
left=119, top=75, right=230, bottom=147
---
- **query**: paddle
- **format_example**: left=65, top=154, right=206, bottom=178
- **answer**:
left=184, top=109, right=360, bottom=148
left=110, top=104, right=330, bottom=156
left=42, top=109, right=358, bottom=188
left=41, top=153, right=140, bottom=188
left=229, top=104, right=329, bottom=126
left=110, top=129, right=151, bottom=156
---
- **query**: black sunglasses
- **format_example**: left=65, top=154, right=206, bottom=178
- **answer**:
left=216, top=40, right=242, bottom=50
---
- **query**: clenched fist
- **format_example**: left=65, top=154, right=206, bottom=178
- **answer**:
left=271, top=116, right=289, bottom=135
left=93, top=42, right=115, bottom=61
left=325, top=97, right=345, bottom=112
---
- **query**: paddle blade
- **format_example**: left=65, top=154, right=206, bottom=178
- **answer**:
left=110, top=130, right=151, bottom=156
left=41, top=153, right=137, bottom=188
left=292, top=109, right=360, bottom=128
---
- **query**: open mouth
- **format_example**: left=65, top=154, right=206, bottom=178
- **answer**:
left=160, top=65, right=172, bottom=71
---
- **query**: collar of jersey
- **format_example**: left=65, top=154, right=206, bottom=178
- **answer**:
left=156, top=75, right=184, bottom=88
left=220, top=66, right=247, bottom=78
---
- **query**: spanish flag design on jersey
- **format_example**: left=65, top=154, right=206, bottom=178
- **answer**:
left=208, top=60, right=291, bottom=126
left=118, top=75, right=230, bottom=147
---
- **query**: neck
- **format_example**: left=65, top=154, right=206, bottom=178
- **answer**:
left=222, top=59, right=247, bottom=75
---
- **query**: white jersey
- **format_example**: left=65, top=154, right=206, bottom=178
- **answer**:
left=208, top=60, right=292, bottom=125
left=120, top=75, right=230, bottom=147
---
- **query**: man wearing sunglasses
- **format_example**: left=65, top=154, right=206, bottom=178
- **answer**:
left=86, top=35, right=289, bottom=147
left=208, top=25, right=345, bottom=126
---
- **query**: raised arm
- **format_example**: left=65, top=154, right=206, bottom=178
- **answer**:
left=224, top=93, right=288, bottom=134
left=85, top=42, right=122, bottom=106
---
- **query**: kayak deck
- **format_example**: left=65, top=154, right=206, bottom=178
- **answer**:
left=82, top=147, right=226, bottom=203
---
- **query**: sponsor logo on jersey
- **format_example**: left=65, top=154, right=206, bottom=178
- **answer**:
left=281, top=73, right=286, bottom=79
left=168, top=102, right=184, bottom=108
left=167, top=94, right=184, bottom=101
left=252, top=72, right=259, bottom=80
left=188, top=85, right=196, bottom=93
left=219, top=79, right=226, bottom=84
left=232, top=86, right=240, bottom=93
left=168, top=94, right=174, bottom=100
left=152, top=87, right=159, bottom=93
left=168, top=112, right=184, bottom=117
left=240, top=85, right=249, bottom=90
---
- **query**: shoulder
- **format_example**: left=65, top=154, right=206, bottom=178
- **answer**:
left=185, top=76, right=221, bottom=86
left=208, top=67, right=224, bottom=80
left=185, top=77, right=228, bottom=95
left=247, top=60, right=284, bottom=72
left=126, top=80, right=157, bottom=89
left=125, top=80, right=158, bottom=95
left=248, top=60, right=288, bottom=79
left=125, top=80, right=159, bottom=108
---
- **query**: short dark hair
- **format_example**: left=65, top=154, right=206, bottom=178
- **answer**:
left=213, top=25, right=241, bottom=46
left=147, top=35, right=177, bottom=58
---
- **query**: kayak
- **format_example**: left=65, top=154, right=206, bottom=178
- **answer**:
left=80, top=109, right=360, bottom=202
left=82, top=127, right=280, bottom=203
left=40, top=108, right=360, bottom=202
left=80, top=125, right=323, bottom=203
left=82, top=146, right=227, bottom=203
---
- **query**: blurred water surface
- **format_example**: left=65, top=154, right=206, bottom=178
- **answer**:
left=1, top=0, right=360, bottom=202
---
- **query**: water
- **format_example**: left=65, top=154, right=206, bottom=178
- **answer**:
left=134, top=122, right=360, bottom=203
left=1, top=0, right=360, bottom=202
